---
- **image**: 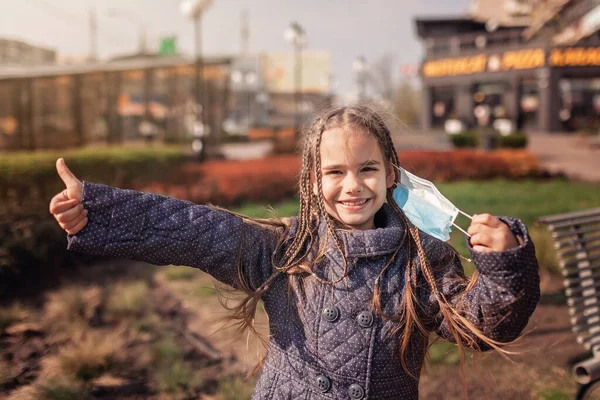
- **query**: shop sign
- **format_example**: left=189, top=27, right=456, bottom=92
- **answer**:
left=550, top=47, right=600, bottom=67
left=423, top=48, right=545, bottom=77
left=495, top=48, right=545, bottom=71
left=422, top=55, right=487, bottom=77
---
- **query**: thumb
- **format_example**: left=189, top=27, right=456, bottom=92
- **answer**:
left=56, top=158, right=82, bottom=200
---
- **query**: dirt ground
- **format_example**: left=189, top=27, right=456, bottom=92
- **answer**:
left=158, top=268, right=585, bottom=400
left=0, top=262, right=587, bottom=400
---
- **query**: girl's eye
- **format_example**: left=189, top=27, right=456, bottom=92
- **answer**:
left=325, top=170, right=342, bottom=175
left=361, top=167, right=377, bottom=172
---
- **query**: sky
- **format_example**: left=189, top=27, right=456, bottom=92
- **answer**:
left=0, top=0, right=470, bottom=96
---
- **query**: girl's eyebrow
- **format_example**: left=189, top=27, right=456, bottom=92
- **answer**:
left=322, top=160, right=381, bottom=170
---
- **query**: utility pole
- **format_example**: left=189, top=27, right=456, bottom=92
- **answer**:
left=89, top=7, right=98, bottom=61
left=241, top=9, right=249, bottom=55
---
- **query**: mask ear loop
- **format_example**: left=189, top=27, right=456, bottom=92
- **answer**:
left=453, top=209, right=472, bottom=238
left=452, top=209, right=474, bottom=263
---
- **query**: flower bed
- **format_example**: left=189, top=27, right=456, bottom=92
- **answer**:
left=143, top=150, right=541, bottom=206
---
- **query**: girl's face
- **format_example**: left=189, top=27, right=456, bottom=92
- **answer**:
left=317, top=127, right=395, bottom=230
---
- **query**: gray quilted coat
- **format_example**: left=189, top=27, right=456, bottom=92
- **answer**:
left=68, top=182, right=540, bottom=400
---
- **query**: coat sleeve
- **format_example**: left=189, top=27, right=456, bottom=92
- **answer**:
left=427, top=217, right=540, bottom=351
left=67, top=182, right=282, bottom=290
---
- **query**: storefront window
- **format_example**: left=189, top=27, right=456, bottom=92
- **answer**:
left=520, top=79, right=539, bottom=130
left=431, top=86, right=455, bottom=128
left=472, top=82, right=505, bottom=126
left=559, top=78, right=600, bottom=132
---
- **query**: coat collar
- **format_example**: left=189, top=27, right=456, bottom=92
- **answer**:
left=323, top=203, right=407, bottom=258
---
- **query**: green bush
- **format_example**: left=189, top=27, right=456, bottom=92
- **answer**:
left=0, top=146, right=185, bottom=216
left=499, top=133, right=528, bottom=149
left=0, top=146, right=186, bottom=300
left=449, top=132, right=479, bottom=148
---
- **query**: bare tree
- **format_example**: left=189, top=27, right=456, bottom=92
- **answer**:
left=393, top=79, right=421, bottom=128
left=367, top=54, right=396, bottom=102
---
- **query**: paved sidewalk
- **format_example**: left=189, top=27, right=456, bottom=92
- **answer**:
left=392, top=129, right=600, bottom=182
left=527, top=134, right=600, bottom=182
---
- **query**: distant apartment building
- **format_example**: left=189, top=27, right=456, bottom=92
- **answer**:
left=0, top=38, right=56, bottom=66
left=416, top=0, right=600, bottom=133
left=226, top=52, right=334, bottom=134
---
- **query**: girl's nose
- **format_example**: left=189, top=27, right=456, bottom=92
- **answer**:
left=344, top=174, right=364, bottom=193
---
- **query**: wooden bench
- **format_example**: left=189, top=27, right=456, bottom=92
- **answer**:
left=538, top=208, right=600, bottom=399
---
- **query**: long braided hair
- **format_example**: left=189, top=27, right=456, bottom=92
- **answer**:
left=224, top=105, right=512, bottom=377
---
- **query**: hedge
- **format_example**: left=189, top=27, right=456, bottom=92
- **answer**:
left=450, top=131, right=528, bottom=149
left=0, top=146, right=186, bottom=300
left=0, top=146, right=185, bottom=220
left=145, top=150, right=541, bottom=206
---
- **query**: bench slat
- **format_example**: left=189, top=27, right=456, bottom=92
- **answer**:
left=562, top=254, right=600, bottom=268
left=556, top=234, right=600, bottom=250
left=538, top=208, right=600, bottom=225
left=553, top=225, right=600, bottom=239
left=549, top=216, right=600, bottom=231
left=561, top=244, right=600, bottom=259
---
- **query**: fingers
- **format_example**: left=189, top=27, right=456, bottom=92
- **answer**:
left=55, top=204, right=87, bottom=224
left=472, top=245, right=493, bottom=253
left=49, top=195, right=80, bottom=214
left=470, top=213, right=502, bottom=228
left=63, top=217, right=88, bottom=235
left=56, top=158, right=80, bottom=189
left=469, top=232, right=494, bottom=249
left=467, top=221, right=495, bottom=237
left=469, top=214, right=520, bottom=252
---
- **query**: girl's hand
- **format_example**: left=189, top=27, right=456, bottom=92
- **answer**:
left=49, top=158, right=87, bottom=235
left=467, top=213, right=519, bottom=253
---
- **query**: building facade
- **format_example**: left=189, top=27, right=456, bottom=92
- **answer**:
left=0, top=56, right=232, bottom=151
left=416, top=0, right=600, bottom=133
left=0, top=38, right=56, bottom=66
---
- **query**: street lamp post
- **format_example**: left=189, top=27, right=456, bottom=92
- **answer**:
left=284, top=22, right=306, bottom=136
left=231, top=69, right=257, bottom=132
left=180, top=0, right=214, bottom=160
left=353, top=56, right=368, bottom=101
left=106, top=8, right=148, bottom=54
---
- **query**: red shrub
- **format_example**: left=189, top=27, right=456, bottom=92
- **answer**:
left=138, top=150, right=540, bottom=206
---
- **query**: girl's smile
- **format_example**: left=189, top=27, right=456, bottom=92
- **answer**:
left=318, top=127, right=395, bottom=230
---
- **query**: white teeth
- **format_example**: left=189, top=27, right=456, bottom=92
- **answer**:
left=340, top=199, right=368, bottom=206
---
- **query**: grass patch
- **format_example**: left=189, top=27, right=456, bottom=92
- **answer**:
left=193, top=285, right=216, bottom=297
left=428, top=341, right=464, bottom=366
left=232, top=180, right=600, bottom=225
left=218, top=375, right=256, bottom=400
left=164, top=265, right=200, bottom=281
left=42, top=330, right=124, bottom=383
left=44, top=286, right=102, bottom=331
left=35, top=379, right=88, bottom=400
left=437, top=179, right=600, bottom=227
left=105, top=281, right=149, bottom=318
left=536, top=388, right=571, bottom=400
left=151, top=336, right=202, bottom=394
left=231, top=179, right=600, bottom=275
left=234, top=200, right=299, bottom=219
left=134, top=313, right=160, bottom=333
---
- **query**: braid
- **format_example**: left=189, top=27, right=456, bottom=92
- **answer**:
left=312, top=123, right=349, bottom=285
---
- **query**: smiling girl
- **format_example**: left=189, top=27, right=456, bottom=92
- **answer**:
left=49, top=106, right=539, bottom=399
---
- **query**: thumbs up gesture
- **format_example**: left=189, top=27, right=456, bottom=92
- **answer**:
left=49, top=158, right=87, bottom=235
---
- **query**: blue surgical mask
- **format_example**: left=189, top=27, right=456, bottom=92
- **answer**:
left=392, top=167, right=470, bottom=242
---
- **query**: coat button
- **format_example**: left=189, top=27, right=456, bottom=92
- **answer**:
left=348, top=383, right=365, bottom=399
left=314, top=375, right=331, bottom=393
left=322, top=306, right=340, bottom=322
left=356, top=311, right=373, bottom=328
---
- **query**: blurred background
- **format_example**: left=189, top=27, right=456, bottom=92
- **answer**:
left=1, top=0, right=600, bottom=399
